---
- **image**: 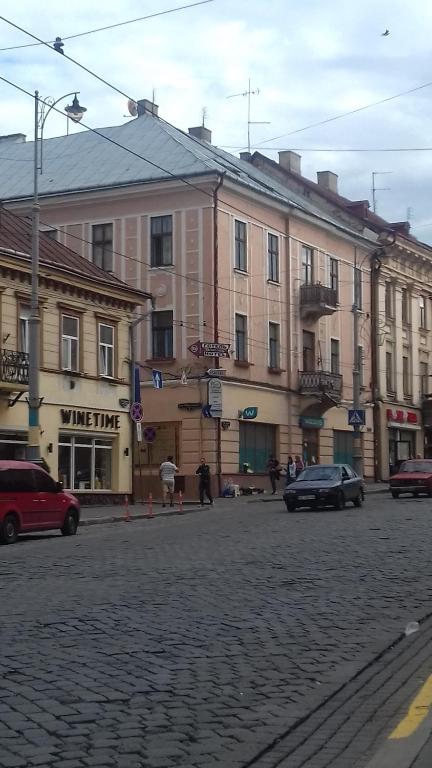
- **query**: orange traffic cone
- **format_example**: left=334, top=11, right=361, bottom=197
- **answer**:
left=123, top=494, right=131, bottom=522
left=178, top=490, right=183, bottom=514
left=147, top=492, right=154, bottom=519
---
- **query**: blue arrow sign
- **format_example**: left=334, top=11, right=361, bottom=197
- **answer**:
left=348, top=409, right=365, bottom=426
left=152, top=369, right=163, bottom=390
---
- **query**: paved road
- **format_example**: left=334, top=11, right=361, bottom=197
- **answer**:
left=1, top=494, right=432, bottom=767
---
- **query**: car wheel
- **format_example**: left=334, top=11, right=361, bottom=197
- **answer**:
left=285, top=501, right=296, bottom=513
left=61, top=509, right=78, bottom=536
left=334, top=491, right=345, bottom=511
left=391, top=491, right=399, bottom=499
left=353, top=492, right=362, bottom=508
left=0, top=514, right=19, bottom=544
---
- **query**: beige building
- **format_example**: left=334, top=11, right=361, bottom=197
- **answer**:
left=0, top=207, right=151, bottom=502
left=0, top=103, right=377, bottom=498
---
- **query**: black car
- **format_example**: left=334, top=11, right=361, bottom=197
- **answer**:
left=283, top=464, right=364, bottom=512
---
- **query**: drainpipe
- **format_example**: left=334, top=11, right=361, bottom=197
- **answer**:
left=371, top=253, right=382, bottom=482
left=213, top=173, right=224, bottom=496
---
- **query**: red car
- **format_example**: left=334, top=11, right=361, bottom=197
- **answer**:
left=0, top=461, right=80, bottom=544
left=389, top=459, right=432, bottom=498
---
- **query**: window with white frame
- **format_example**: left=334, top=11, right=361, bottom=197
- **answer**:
left=61, top=315, right=79, bottom=371
left=301, top=245, right=314, bottom=284
left=235, top=314, right=248, bottom=361
left=98, top=323, right=115, bottom=378
left=420, top=296, right=427, bottom=329
left=58, top=435, right=112, bottom=491
left=19, top=305, right=30, bottom=354
left=92, top=223, right=113, bottom=272
left=268, top=234, right=279, bottom=282
left=152, top=310, right=173, bottom=359
left=269, top=322, right=280, bottom=369
left=235, top=220, right=247, bottom=271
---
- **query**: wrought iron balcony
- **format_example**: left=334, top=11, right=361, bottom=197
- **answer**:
left=0, top=349, right=29, bottom=391
left=298, top=370, right=343, bottom=403
left=300, top=283, right=338, bottom=321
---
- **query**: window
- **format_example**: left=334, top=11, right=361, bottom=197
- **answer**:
left=358, top=345, right=364, bottom=388
left=420, top=296, right=427, bottom=329
left=401, top=288, right=409, bottom=324
left=92, top=223, right=113, bottom=272
left=98, top=323, right=115, bottom=378
left=19, top=305, right=30, bottom=354
left=235, top=314, right=248, bottom=361
left=420, top=361, right=429, bottom=397
left=235, top=220, right=247, bottom=271
left=269, top=323, right=280, bottom=369
left=402, top=353, right=410, bottom=396
left=0, top=469, right=35, bottom=492
left=33, top=469, right=56, bottom=493
left=330, top=339, right=340, bottom=375
left=386, top=350, right=394, bottom=393
left=151, top=310, right=173, bottom=359
left=61, top=315, right=79, bottom=371
left=239, top=422, right=276, bottom=473
left=151, top=215, right=173, bottom=267
left=354, top=267, right=362, bottom=310
left=302, top=330, right=315, bottom=372
left=58, top=435, right=112, bottom=491
left=385, top=282, right=393, bottom=318
left=301, top=245, right=314, bottom=284
left=329, top=257, right=338, bottom=298
left=268, top=234, right=279, bottom=282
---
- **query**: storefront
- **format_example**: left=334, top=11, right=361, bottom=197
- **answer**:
left=0, top=430, right=28, bottom=460
left=386, top=408, right=421, bottom=474
left=299, top=416, right=323, bottom=465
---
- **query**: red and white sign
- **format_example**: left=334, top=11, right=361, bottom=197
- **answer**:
left=386, top=408, right=418, bottom=425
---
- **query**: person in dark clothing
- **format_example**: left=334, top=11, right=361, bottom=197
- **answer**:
left=267, top=454, right=280, bottom=494
left=196, top=458, right=213, bottom=506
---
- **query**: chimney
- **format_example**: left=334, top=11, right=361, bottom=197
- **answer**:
left=0, top=133, right=26, bottom=144
left=317, top=170, right=338, bottom=194
left=137, top=99, right=159, bottom=117
left=389, top=221, right=410, bottom=235
left=346, top=200, right=370, bottom=218
left=278, top=151, right=301, bottom=175
left=188, top=125, right=212, bottom=143
left=239, top=151, right=251, bottom=162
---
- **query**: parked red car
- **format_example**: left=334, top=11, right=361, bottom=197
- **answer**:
left=389, top=459, right=432, bottom=498
left=0, top=461, right=80, bottom=544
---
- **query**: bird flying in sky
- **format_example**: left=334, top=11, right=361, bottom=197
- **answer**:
left=381, top=29, right=390, bottom=36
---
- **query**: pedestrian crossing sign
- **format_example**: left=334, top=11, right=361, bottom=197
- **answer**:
left=348, top=409, right=365, bottom=426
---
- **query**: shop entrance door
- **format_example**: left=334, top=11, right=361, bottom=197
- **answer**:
left=334, top=430, right=354, bottom=465
left=302, top=429, right=319, bottom=465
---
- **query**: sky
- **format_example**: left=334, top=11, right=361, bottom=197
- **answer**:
left=1, top=0, right=432, bottom=241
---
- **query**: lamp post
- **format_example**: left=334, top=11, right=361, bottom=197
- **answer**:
left=27, top=90, right=87, bottom=461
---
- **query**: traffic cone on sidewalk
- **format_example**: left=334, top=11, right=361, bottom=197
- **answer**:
left=147, top=492, right=154, bottom=519
left=123, top=494, right=131, bottom=522
left=178, top=490, right=183, bottom=514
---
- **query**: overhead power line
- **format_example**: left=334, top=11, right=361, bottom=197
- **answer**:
left=0, top=0, right=215, bottom=52
left=220, top=146, right=432, bottom=153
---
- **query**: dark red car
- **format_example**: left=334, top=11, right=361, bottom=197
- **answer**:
left=389, top=459, right=432, bottom=498
left=0, top=461, right=80, bottom=544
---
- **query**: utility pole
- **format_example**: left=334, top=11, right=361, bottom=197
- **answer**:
left=129, top=303, right=155, bottom=503
left=352, top=250, right=362, bottom=477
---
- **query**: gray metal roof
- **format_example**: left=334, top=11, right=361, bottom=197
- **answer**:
left=0, top=114, right=365, bottom=238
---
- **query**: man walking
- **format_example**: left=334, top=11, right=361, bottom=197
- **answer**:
left=196, top=458, right=213, bottom=506
left=159, top=455, right=179, bottom=507
left=267, top=454, right=280, bottom=494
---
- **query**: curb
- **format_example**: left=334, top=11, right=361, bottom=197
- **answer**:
left=80, top=505, right=201, bottom=527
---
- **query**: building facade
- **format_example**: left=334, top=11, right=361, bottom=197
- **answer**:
left=0, top=208, right=151, bottom=502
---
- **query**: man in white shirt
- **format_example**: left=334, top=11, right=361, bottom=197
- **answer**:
left=159, top=455, right=179, bottom=507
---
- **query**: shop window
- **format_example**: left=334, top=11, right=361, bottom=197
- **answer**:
left=151, top=310, right=173, bottom=359
left=61, top=314, right=79, bottom=371
left=92, top=223, right=113, bottom=272
left=234, top=220, right=247, bottom=271
left=267, top=233, right=279, bottom=282
left=98, top=323, right=115, bottom=378
left=58, top=434, right=113, bottom=491
left=239, top=422, right=276, bottom=473
left=301, top=245, right=314, bottom=284
left=269, top=322, right=280, bottom=369
left=151, top=215, right=173, bottom=267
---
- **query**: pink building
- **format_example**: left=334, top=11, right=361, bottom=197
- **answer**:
left=0, top=100, right=376, bottom=497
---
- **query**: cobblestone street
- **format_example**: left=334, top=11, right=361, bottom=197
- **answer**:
left=1, top=494, right=432, bottom=767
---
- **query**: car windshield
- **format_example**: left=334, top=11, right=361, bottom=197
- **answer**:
left=399, top=461, right=432, bottom=473
left=298, top=466, right=340, bottom=481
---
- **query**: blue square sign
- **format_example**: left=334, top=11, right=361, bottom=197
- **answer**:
left=348, top=409, right=365, bottom=426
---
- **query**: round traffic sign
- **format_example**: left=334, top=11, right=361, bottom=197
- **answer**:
left=143, top=426, right=156, bottom=443
left=130, top=402, right=144, bottom=423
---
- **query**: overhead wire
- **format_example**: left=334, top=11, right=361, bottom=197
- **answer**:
left=0, top=1, right=215, bottom=51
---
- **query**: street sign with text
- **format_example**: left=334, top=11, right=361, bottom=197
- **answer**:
left=208, top=379, right=223, bottom=417
left=188, top=340, right=230, bottom=358
left=207, top=368, right=227, bottom=377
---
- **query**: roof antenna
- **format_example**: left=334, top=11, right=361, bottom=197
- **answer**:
left=226, top=77, right=270, bottom=153
left=202, top=107, right=207, bottom=127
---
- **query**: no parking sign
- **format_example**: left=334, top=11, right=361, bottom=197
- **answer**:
left=144, top=426, right=156, bottom=443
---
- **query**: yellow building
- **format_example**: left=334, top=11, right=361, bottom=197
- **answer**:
left=0, top=208, right=151, bottom=503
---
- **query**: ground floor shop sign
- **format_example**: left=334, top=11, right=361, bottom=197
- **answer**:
left=60, top=409, right=120, bottom=430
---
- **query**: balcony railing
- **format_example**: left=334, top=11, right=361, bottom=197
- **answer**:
left=298, top=370, right=343, bottom=403
left=300, top=283, right=338, bottom=320
left=0, top=349, right=29, bottom=389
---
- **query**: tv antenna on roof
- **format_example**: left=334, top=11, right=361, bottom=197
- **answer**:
left=372, top=171, right=392, bottom=213
left=226, top=77, right=270, bottom=154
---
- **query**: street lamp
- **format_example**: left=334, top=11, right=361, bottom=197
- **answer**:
left=27, top=90, right=87, bottom=462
